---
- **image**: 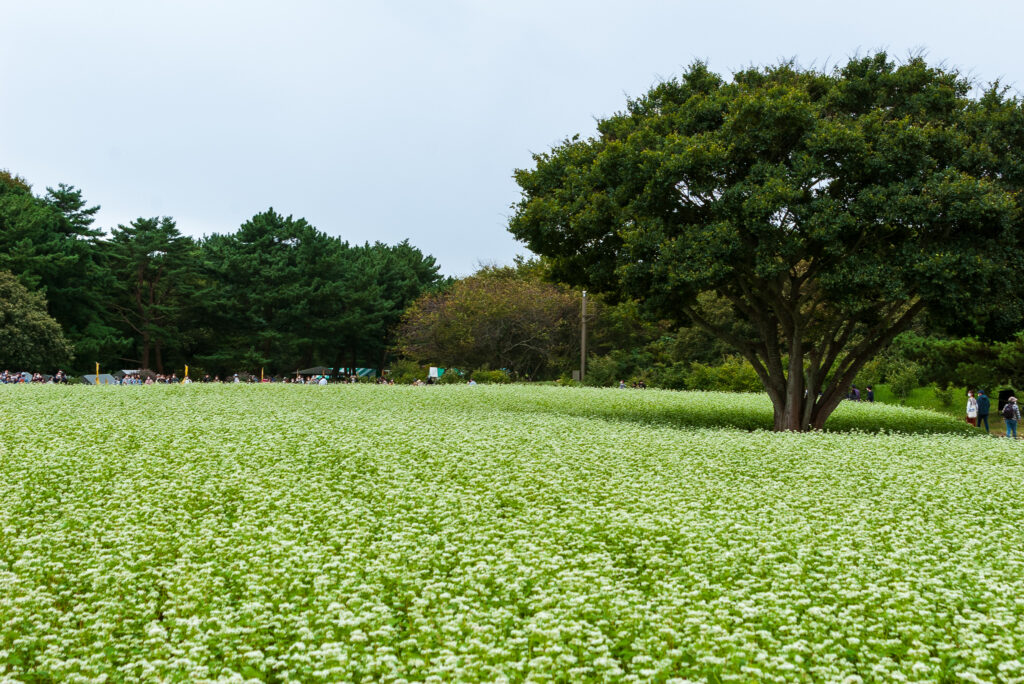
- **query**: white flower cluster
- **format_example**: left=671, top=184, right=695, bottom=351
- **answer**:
left=0, top=384, right=1020, bottom=682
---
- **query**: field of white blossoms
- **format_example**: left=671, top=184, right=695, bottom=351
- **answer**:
left=1, top=384, right=1022, bottom=682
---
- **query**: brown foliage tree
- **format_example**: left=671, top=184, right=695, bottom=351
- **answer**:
left=398, top=268, right=579, bottom=378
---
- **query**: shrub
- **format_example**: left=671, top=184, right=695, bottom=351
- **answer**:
left=388, top=359, right=426, bottom=384
left=684, top=356, right=762, bottom=392
left=888, top=360, right=922, bottom=401
left=932, top=384, right=957, bottom=408
left=647, top=361, right=689, bottom=390
left=471, top=369, right=511, bottom=384
left=438, top=369, right=463, bottom=384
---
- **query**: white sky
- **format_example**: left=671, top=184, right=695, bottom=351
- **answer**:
left=3, top=1, right=1023, bottom=276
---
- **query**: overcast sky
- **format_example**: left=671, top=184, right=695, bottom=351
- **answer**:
left=3, top=1, right=1023, bottom=276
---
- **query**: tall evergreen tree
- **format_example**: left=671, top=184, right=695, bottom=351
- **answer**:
left=108, top=217, right=198, bottom=372
left=0, top=171, right=124, bottom=369
left=362, top=240, right=443, bottom=371
left=43, top=183, right=102, bottom=236
left=199, top=209, right=357, bottom=373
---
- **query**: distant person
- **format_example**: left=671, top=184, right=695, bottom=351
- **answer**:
left=966, top=390, right=978, bottom=426
left=976, top=390, right=991, bottom=433
left=850, top=386, right=860, bottom=401
left=1002, top=396, right=1020, bottom=439
left=318, top=375, right=327, bottom=386
left=865, top=385, right=874, bottom=402
left=619, top=380, right=627, bottom=389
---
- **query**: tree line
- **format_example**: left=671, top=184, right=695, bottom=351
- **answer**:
left=0, top=170, right=444, bottom=375
left=8, top=53, right=1024, bottom=427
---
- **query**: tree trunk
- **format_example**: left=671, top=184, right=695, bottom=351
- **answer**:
left=332, top=350, right=346, bottom=380
left=141, top=329, right=151, bottom=370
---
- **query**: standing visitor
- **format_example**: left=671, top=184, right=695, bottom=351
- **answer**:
left=865, top=386, right=874, bottom=402
left=976, top=390, right=991, bottom=433
left=1002, top=396, right=1020, bottom=439
left=966, top=391, right=978, bottom=426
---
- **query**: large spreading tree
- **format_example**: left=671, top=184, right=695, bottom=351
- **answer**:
left=510, top=54, right=1024, bottom=430
left=0, top=270, right=73, bottom=370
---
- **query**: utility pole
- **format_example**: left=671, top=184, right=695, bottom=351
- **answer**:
left=580, top=290, right=587, bottom=382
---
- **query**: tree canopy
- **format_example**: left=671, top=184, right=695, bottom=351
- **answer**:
left=108, top=217, right=199, bottom=372
left=510, top=54, right=1024, bottom=430
left=198, top=209, right=443, bottom=375
left=398, top=262, right=580, bottom=378
left=0, top=172, right=123, bottom=365
left=0, top=270, right=73, bottom=370
left=0, top=171, right=444, bottom=376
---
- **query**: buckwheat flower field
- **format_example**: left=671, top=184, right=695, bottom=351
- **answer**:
left=1, top=384, right=1022, bottom=682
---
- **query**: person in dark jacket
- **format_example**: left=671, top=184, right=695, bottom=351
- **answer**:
left=976, top=390, right=991, bottom=433
left=1005, top=396, right=1020, bottom=439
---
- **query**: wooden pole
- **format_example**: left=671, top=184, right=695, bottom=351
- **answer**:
left=580, top=290, right=587, bottom=382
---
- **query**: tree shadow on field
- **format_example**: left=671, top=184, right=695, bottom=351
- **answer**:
left=503, top=390, right=978, bottom=437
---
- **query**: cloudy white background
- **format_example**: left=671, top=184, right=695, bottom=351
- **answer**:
left=3, top=1, right=1022, bottom=275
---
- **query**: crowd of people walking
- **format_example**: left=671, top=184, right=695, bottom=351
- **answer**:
left=0, top=369, right=69, bottom=384
left=1, top=368, right=392, bottom=385
left=966, top=389, right=1022, bottom=438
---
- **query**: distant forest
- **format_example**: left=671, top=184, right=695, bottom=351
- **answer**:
left=6, top=165, right=1022, bottom=394
left=0, top=170, right=445, bottom=375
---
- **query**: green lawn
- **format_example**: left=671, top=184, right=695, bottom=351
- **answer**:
left=870, top=383, right=966, bottom=416
left=871, top=383, right=1014, bottom=436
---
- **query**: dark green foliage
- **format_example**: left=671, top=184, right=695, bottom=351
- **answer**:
left=510, top=54, right=1024, bottom=430
left=0, top=173, right=442, bottom=375
left=0, top=270, right=73, bottom=369
left=891, top=332, right=1024, bottom=390
left=108, top=217, right=199, bottom=372
left=0, top=172, right=124, bottom=367
left=197, top=209, right=442, bottom=375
